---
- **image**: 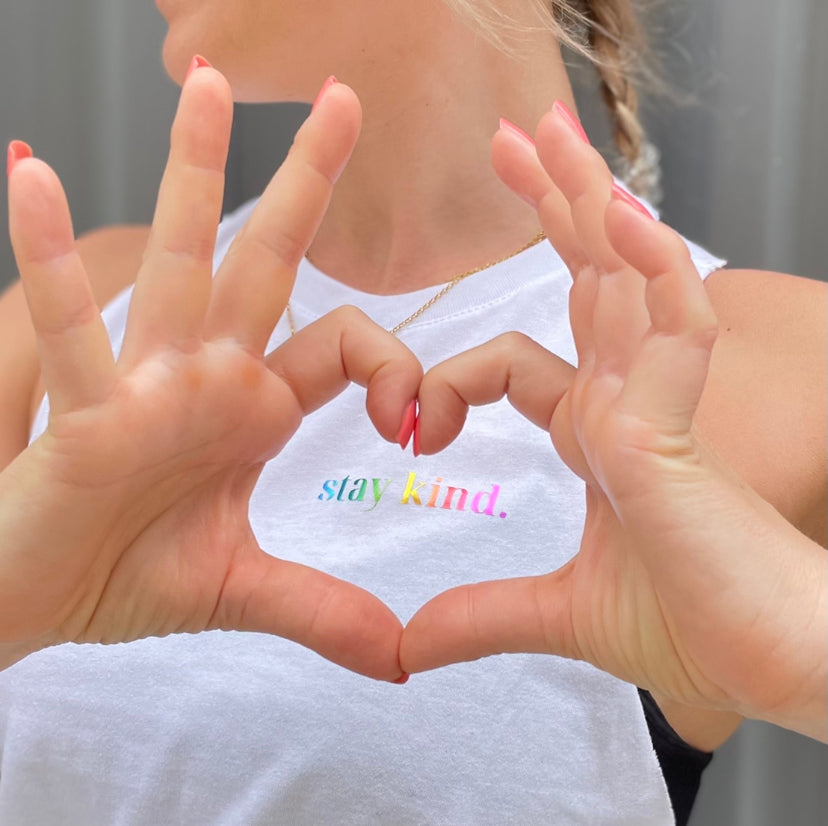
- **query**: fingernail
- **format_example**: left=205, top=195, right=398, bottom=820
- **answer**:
left=185, top=54, right=212, bottom=82
left=611, top=183, right=654, bottom=220
left=412, top=415, right=422, bottom=458
left=552, top=101, right=590, bottom=144
left=312, top=75, right=338, bottom=112
left=499, top=118, right=535, bottom=148
left=396, top=400, right=417, bottom=450
left=392, top=673, right=410, bottom=685
left=7, top=140, right=33, bottom=177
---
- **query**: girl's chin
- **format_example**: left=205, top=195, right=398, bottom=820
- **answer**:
left=157, top=3, right=212, bottom=84
left=160, top=37, right=193, bottom=86
left=154, top=0, right=179, bottom=22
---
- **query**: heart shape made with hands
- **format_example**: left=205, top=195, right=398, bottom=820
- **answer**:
left=7, top=65, right=760, bottom=724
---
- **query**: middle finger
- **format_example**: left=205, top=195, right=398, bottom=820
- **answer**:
left=535, top=107, right=651, bottom=374
left=119, top=58, right=232, bottom=367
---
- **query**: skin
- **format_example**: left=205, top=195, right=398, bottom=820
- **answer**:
left=1, top=73, right=421, bottom=682
left=1, top=0, right=825, bottom=749
left=404, top=112, right=827, bottom=742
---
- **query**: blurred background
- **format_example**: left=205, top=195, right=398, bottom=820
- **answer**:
left=0, top=1, right=825, bottom=824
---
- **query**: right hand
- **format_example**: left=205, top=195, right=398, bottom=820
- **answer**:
left=1, top=65, right=421, bottom=681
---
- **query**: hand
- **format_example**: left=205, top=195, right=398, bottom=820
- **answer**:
left=401, top=106, right=827, bottom=739
left=1, top=65, right=421, bottom=682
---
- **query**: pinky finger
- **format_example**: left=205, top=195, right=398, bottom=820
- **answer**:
left=8, top=148, right=116, bottom=415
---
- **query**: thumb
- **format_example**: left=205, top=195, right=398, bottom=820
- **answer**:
left=212, top=545, right=405, bottom=682
left=400, top=565, right=578, bottom=673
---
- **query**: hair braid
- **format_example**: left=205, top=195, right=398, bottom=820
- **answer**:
left=577, top=0, right=661, bottom=201
left=582, top=2, right=643, bottom=161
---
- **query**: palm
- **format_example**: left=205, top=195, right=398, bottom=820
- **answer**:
left=543, top=339, right=706, bottom=699
left=2, top=69, right=417, bottom=681
left=403, top=110, right=738, bottom=708
left=16, top=343, right=295, bottom=644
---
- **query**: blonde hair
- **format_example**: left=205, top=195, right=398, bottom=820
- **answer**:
left=446, top=0, right=661, bottom=202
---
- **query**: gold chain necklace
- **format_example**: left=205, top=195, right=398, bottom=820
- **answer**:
left=285, top=229, right=546, bottom=337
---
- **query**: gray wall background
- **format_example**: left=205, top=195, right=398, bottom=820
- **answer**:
left=0, top=2, right=825, bottom=824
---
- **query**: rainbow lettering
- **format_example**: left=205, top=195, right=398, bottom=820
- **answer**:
left=318, top=471, right=507, bottom=518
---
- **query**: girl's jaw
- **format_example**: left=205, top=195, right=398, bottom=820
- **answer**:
left=154, top=0, right=437, bottom=104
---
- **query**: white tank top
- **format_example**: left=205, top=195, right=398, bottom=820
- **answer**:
left=0, top=198, right=725, bottom=824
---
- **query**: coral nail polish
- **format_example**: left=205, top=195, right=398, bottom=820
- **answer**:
left=7, top=140, right=32, bottom=177
left=185, top=54, right=212, bottom=81
left=396, top=400, right=417, bottom=450
left=611, top=183, right=654, bottom=219
left=499, top=118, right=535, bottom=148
left=412, top=415, right=422, bottom=458
left=392, top=673, right=410, bottom=685
left=552, top=101, right=590, bottom=144
left=312, top=75, right=338, bottom=112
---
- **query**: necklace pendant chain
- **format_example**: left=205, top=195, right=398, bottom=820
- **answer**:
left=286, top=229, right=545, bottom=338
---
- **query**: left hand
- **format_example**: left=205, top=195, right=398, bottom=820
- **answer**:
left=399, top=106, right=827, bottom=738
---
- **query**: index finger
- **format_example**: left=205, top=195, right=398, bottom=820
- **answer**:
left=265, top=305, right=423, bottom=444
left=415, top=333, right=575, bottom=456
left=205, top=79, right=362, bottom=355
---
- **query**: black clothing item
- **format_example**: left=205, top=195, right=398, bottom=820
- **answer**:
left=639, top=689, right=715, bottom=826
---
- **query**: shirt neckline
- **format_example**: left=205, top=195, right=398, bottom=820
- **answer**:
left=288, top=238, right=567, bottom=333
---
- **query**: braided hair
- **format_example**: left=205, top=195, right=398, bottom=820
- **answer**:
left=576, top=0, right=661, bottom=202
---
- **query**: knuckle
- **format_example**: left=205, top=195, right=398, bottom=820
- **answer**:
left=179, top=157, right=226, bottom=182
left=493, top=330, right=534, bottom=356
left=299, top=152, right=338, bottom=188
left=159, top=236, right=215, bottom=267
left=696, top=316, right=720, bottom=349
left=569, top=187, right=597, bottom=219
left=38, top=293, right=98, bottom=339
left=661, top=231, right=695, bottom=268
left=331, top=304, right=370, bottom=328
left=286, top=135, right=338, bottom=186
left=465, top=587, right=485, bottom=649
left=248, top=226, right=306, bottom=272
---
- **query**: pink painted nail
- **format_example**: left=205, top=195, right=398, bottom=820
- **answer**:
left=185, top=54, right=212, bottom=82
left=499, top=118, right=535, bottom=148
left=312, top=75, right=338, bottom=112
left=392, top=673, right=410, bottom=685
left=552, top=101, right=590, bottom=144
left=7, top=140, right=33, bottom=177
left=412, top=415, right=422, bottom=458
left=396, top=400, right=417, bottom=450
left=611, top=183, right=654, bottom=220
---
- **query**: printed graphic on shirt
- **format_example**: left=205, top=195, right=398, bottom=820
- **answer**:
left=318, top=471, right=508, bottom=518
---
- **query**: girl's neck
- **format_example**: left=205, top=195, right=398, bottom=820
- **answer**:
left=303, top=14, right=576, bottom=295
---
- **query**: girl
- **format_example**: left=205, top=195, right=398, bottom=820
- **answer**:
left=0, top=1, right=825, bottom=823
